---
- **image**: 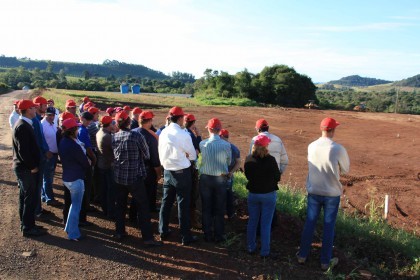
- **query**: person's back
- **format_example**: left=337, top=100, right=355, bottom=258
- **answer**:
left=244, top=154, right=280, bottom=194
left=306, top=137, right=350, bottom=197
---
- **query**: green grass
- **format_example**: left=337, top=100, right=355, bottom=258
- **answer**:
left=232, top=172, right=420, bottom=277
left=195, top=95, right=259, bottom=106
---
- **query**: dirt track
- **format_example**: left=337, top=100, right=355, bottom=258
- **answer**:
left=0, top=90, right=418, bottom=279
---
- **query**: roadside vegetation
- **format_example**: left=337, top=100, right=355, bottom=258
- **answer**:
left=233, top=172, right=420, bottom=278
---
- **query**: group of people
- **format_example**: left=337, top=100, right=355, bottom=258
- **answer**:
left=10, top=94, right=350, bottom=271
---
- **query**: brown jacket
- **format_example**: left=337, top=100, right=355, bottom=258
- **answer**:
left=96, top=128, right=114, bottom=169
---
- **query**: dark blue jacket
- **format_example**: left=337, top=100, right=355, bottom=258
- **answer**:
left=59, top=137, right=90, bottom=182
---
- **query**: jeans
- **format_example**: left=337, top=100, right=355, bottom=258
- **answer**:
left=226, top=177, right=234, bottom=217
left=199, top=174, right=227, bottom=240
left=98, top=168, right=116, bottom=218
left=14, top=166, right=37, bottom=231
left=298, top=194, right=340, bottom=265
left=247, top=191, right=277, bottom=256
left=42, top=154, right=58, bottom=202
left=159, top=168, right=192, bottom=242
left=63, top=179, right=84, bottom=239
left=35, top=157, right=46, bottom=215
left=115, top=178, right=153, bottom=241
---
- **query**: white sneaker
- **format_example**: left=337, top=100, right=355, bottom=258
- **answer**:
left=321, top=257, right=339, bottom=271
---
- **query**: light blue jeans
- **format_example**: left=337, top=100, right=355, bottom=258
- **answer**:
left=42, top=154, right=58, bottom=202
left=298, top=194, right=340, bottom=265
left=247, top=191, right=277, bottom=257
left=63, top=179, right=85, bottom=239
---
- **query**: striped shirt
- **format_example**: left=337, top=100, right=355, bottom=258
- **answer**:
left=112, top=128, right=150, bottom=185
left=199, top=135, right=231, bottom=176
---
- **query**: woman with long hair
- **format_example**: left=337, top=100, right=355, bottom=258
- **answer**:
left=244, top=134, right=281, bottom=258
left=58, top=118, right=90, bottom=241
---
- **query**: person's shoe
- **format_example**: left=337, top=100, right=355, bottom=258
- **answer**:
left=204, top=235, right=214, bottom=243
left=46, top=199, right=60, bottom=206
left=181, top=235, right=199, bottom=246
left=144, top=240, right=163, bottom=248
left=69, top=234, right=86, bottom=242
left=296, top=252, right=306, bottom=264
left=79, top=221, right=94, bottom=227
left=321, top=257, right=339, bottom=271
left=112, top=232, right=128, bottom=240
left=22, top=228, right=47, bottom=237
left=159, top=229, right=172, bottom=240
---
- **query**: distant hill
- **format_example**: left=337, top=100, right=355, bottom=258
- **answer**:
left=0, top=55, right=169, bottom=80
left=328, top=75, right=392, bottom=87
left=393, top=74, right=420, bottom=87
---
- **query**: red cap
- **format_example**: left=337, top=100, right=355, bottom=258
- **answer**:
left=114, top=107, right=123, bottom=113
left=33, top=96, right=48, bottom=105
left=169, top=106, right=184, bottom=116
left=320, top=117, right=340, bottom=131
left=83, top=96, right=90, bottom=103
left=184, top=114, right=196, bottom=122
left=106, top=107, right=115, bottom=114
left=115, top=111, right=129, bottom=122
left=60, top=112, right=76, bottom=121
left=17, top=99, right=37, bottom=110
left=206, top=118, right=222, bottom=130
left=65, top=99, right=77, bottom=107
left=47, top=99, right=54, bottom=104
left=62, top=118, right=81, bottom=130
left=123, top=105, right=131, bottom=111
left=88, top=107, right=99, bottom=114
left=219, top=129, right=229, bottom=138
left=140, top=110, right=154, bottom=120
left=255, top=119, right=269, bottom=129
left=83, top=102, right=95, bottom=111
left=254, top=135, right=271, bottom=147
left=132, top=107, right=142, bottom=115
left=100, top=115, right=113, bottom=125
left=13, top=100, right=19, bottom=105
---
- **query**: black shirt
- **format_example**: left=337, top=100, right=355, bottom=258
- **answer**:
left=244, top=154, right=280, bottom=194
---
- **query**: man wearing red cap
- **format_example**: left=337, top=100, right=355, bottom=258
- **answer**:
left=297, top=117, right=350, bottom=271
left=96, top=116, right=116, bottom=218
left=32, top=96, right=52, bottom=217
left=183, top=113, right=202, bottom=228
left=199, top=118, right=231, bottom=242
left=47, top=99, right=60, bottom=128
left=12, top=100, right=45, bottom=236
left=219, top=129, right=241, bottom=219
left=158, top=106, right=198, bottom=245
left=65, top=99, right=78, bottom=120
left=79, top=96, right=91, bottom=114
left=131, top=111, right=161, bottom=214
left=130, top=107, right=142, bottom=129
left=111, top=110, right=162, bottom=247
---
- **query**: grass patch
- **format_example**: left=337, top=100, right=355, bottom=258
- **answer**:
left=232, top=172, right=420, bottom=278
left=195, top=95, right=259, bottom=106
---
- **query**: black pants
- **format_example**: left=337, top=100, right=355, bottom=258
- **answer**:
left=115, top=178, right=153, bottom=241
left=14, top=166, right=37, bottom=231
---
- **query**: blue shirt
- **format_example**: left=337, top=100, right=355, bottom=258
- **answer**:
left=199, top=135, right=231, bottom=176
left=78, top=125, right=92, bottom=149
left=59, top=137, right=90, bottom=182
left=32, top=114, right=49, bottom=156
left=229, top=143, right=240, bottom=171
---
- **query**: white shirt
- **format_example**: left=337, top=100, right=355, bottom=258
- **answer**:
left=41, top=119, right=58, bottom=153
left=306, top=137, right=350, bottom=197
left=9, top=110, right=20, bottom=129
left=250, top=131, right=289, bottom=173
left=53, top=108, right=60, bottom=127
left=158, top=123, right=197, bottom=171
left=19, top=115, right=33, bottom=126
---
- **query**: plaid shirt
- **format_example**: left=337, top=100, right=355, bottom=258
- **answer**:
left=112, top=128, right=150, bottom=185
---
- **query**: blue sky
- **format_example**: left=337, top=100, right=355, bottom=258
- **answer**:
left=1, top=0, right=419, bottom=82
